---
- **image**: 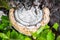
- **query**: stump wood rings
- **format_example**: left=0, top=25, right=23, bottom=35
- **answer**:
left=9, top=7, right=50, bottom=36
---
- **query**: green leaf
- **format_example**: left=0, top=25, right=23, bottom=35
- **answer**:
left=6, top=31, right=10, bottom=38
left=0, top=24, right=5, bottom=29
left=47, top=30, right=55, bottom=40
left=1, top=16, right=9, bottom=23
left=53, top=23, right=59, bottom=31
left=36, top=25, right=49, bottom=35
left=56, top=36, right=60, bottom=40
left=0, top=33, right=9, bottom=39
left=32, top=32, right=37, bottom=39
left=10, top=30, right=18, bottom=39
left=2, top=38, right=8, bottom=40
left=37, top=29, right=49, bottom=40
left=0, top=37, right=2, bottom=40
left=1, top=15, right=8, bottom=20
left=36, top=26, right=45, bottom=35
left=44, top=25, right=50, bottom=29
left=25, top=37, right=31, bottom=40
left=17, top=33, right=25, bottom=40
left=37, top=37, right=46, bottom=40
left=32, top=25, right=48, bottom=39
left=0, top=16, right=10, bottom=30
left=40, top=29, right=49, bottom=38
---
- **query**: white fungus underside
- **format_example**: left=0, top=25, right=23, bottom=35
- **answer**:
left=14, top=6, right=43, bottom=30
